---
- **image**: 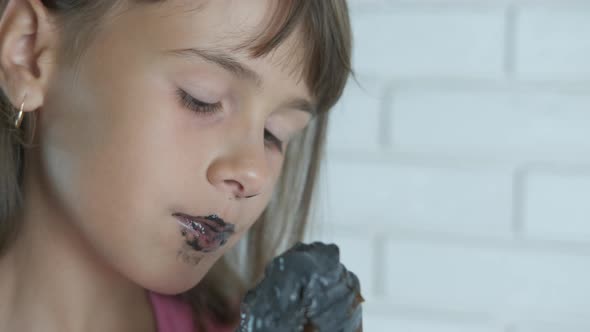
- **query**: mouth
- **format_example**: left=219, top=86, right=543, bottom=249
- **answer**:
left=172, top=212, right=235, bottom=253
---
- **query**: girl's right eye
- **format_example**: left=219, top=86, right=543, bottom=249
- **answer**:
left=176, top=88, right=222, bottom=115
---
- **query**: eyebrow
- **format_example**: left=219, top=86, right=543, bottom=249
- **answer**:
left=165, top=47, right=317, bottom=116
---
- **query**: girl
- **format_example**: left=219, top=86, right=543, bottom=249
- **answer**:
left=0, top=0, right=352, bottom=331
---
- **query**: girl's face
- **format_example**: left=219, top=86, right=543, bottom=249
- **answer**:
left=38, top=0, right=312, bottom=293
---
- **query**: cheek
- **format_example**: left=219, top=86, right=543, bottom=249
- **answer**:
left=41, top=63, right=187, bottom=255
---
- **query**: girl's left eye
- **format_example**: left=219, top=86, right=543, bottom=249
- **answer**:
left=176, top=88, right=222, bottom=115
left=264, top=129, right=284, bottom=153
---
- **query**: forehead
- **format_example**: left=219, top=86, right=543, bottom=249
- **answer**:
left=120, top=0, right=308, bottom=83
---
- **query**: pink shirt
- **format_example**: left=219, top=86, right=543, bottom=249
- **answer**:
left=148, top=291, right=236, bottom=332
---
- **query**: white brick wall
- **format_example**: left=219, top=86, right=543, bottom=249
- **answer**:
left=323, top=160, right=514, bottom=238
left=523, top=169, right=590, bottom=242
left=385, top=242, right=590, bottom=324
left=306, top=1, right=590, bottom=331
left=390, top=90, right=590, bottom=160
left=517, top=5, right=590, bottom=80
left=351, top=6, right=505, bottom=78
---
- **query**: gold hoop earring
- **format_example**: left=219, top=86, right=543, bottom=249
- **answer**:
left=14, top=93, right=26, bottom=129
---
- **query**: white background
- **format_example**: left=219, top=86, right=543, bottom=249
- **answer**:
left=306, top=0, right=590, bottom=331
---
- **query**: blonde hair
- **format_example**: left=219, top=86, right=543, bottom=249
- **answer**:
left=0, top=0, right=352, bottom=329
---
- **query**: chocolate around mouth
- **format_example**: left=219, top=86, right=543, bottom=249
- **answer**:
left=173, top=213, right=235, bottom=253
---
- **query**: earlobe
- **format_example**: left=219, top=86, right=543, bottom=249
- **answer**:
left=0, top=0, right=57, bottom=113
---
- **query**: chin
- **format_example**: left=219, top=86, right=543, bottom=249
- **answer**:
left=114, top=250, right=212, bottom=296
left=141, top=265, right=208, bottom=295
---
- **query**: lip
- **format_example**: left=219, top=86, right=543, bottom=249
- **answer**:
left=172, top=212, right=235, bottom=253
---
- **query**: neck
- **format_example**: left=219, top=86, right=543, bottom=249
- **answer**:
left=0, top=152, right=156, bottom=332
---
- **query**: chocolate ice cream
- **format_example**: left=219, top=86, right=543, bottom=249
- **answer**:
left=238, top=242, right=363, bottom=332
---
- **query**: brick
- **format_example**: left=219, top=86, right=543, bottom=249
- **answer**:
left=364, top=314, right=501, bottom=332
left=326, top=77, right=384, bottom=151
left=391, top=90, right=590, bottom=160
left=351, top=7, right=505, bottom=78
left=516, top=322, right=590, bottom=332
left=523, top=170, right=590, bottom=242
left=323, top=160, right=513, bottom=238
left=385, top=241, right=590, bottom=325
left=517, top=6, right=590, bottom=79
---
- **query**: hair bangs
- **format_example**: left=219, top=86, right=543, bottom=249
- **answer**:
left=238, top=0, right=352, bottom=114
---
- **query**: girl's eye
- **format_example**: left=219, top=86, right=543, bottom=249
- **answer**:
left=264, top=129, right=283, bottom=153
left=177, top=88, right=283, bottom=153
left=176, top=88, right=222, bottom=115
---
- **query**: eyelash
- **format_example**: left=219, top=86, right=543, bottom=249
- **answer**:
left=176, top=88, right=222, bottom=115
left=176, top=88, right=284, bottom=152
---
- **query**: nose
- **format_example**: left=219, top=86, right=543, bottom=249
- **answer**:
left=207, top=143, right=270, bottom=199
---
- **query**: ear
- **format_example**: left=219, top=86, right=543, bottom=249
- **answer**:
left=0, top=0, right=57, bottom=113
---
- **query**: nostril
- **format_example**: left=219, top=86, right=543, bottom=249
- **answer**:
left=223, top=179, right=244, bottom=197
left=207, top=154, right=267, bottom=199
left=222, top=180, right=262, bottom=199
